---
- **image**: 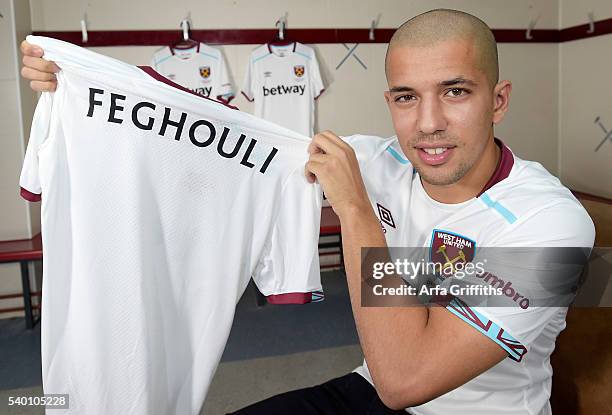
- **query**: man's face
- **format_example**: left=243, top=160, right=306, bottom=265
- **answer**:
left=384, top=39, right=498, bottom=186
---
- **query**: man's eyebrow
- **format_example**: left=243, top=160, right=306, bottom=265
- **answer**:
left=388, top=77, right=478, bottom=93
left=439, top=77, right=478, bottom=87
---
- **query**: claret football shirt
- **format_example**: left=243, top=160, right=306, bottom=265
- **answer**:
left=20, top=35, right=323, bottom=415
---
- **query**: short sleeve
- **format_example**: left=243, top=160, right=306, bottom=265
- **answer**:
left=252, top=167, right=324, bottom=304
left=241, top=55, right=255, bottom=102
left=310, top=51, right=325, bottom=100
left=444, top=200, right=595, bottom=362
left=20, top=92, right=54, bottom=202
left=215, top=51, right=235, bottom=104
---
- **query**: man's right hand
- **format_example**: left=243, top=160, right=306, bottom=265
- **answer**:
left=20, top=40, right=59, bottom=92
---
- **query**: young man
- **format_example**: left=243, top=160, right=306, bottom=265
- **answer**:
left=20, top=9, right=594, bottom=415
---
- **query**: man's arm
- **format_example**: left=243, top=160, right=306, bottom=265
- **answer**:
left=306, top=131, right=507, bottom=410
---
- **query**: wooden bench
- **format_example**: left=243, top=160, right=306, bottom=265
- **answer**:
left=0, top=233, right=42, bottom=329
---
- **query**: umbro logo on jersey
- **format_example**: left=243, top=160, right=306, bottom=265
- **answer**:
left=376, top=203, right=395, bottom=233
left=264, top=71, right=273, bottom=77
left=262, top=85, right=306, bottom=96
left=199, top=66, right=211, bottom=79
left=294, top=65, right=305, bottom=77
left=167, top=74, right=176, bottom=80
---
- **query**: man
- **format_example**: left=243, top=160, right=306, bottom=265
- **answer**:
left=20, top=8, right=594, bottom=415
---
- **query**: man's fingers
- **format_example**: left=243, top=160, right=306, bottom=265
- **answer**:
left=22, top=55, right=60, bottom=73
left=310, top=131, right=347, bottom=157
left=21, top=66, right=57, bottom=82
left=20, top=40, right=44, bottom=57
left=29, top=80, right=57, bottom=92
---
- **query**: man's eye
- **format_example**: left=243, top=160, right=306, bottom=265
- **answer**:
left=394, top=95, right=415, bottom=102
left=446, top=88, right=468, bottom=97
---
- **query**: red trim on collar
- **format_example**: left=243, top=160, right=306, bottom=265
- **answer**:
left=137, top=66, right=239, bottom=110
left=477, top=138, right=514, bottom=196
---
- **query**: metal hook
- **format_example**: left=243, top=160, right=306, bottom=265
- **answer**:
left=587, top=12, right=595, bottom=34
left=276, top=16, right=286, bottom=40
left=81, top=13, right=88, bottom=43
left=180, top=18, right=190, bottom=41
left=526, top=19, right=536, bottom=40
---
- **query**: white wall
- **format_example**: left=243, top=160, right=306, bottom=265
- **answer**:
left=0, top=0, right=37, bottom=318
left=559, top=0, right=612, bottom=198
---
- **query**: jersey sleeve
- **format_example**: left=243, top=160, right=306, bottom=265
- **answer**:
left=215, top=50, right=235, bottom=104
left=310, top=50, right=325, bottom=100
left=444, top=200, right=595, bottom=362
left=252, top=166, right=324, bottom=304
left=241, top=55, right=255, bottom=102
left=19, top=92, right=55, bottom=202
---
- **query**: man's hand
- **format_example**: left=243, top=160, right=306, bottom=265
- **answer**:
left=20, top=40, right=59, bottom=92
left=305, top=131, right=371, bottom=218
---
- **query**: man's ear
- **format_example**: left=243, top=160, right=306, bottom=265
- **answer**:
left=384, top=90, right=392, bottom=105
left=492, top=80, right=512, bottom=125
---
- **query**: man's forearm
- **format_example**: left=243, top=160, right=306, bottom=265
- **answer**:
left=338, top=206, right=430, bottom=403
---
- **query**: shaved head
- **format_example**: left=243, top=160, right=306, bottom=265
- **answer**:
left=386, top=9, right=499, bottom=88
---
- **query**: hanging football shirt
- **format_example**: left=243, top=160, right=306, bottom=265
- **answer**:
left=20, top=35, right=323, bottom=415
left=151, top=42, right=235, bottom=103
left=242, top=42, right=324, bottom=137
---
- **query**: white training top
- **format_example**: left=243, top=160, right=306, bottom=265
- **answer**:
left=151, top=42, right=235, bottom=103
left=21, top=35, right=323, bottom=415
left=344, top=135, right=595, bottom=415
left=242, top=42, right=324, bottom=137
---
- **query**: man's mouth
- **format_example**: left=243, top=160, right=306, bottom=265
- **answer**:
left=415, top=145, right=455, bottom=166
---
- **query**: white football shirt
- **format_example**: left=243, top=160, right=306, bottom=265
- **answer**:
left=21, top=35, right=323, bottom=415
left=345, top=135, right=595, bottom=415
left=151, top=42, right=235, bottom=103
left=242, top=42, right=324, bottom=137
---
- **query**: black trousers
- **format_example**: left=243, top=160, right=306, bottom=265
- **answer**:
left=227, top=373, right=408, bottom=415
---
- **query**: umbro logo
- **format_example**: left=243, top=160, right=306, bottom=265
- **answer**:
left=376, top=203, right=395, bottom=232
left=264, top=71, right=273, bottom=77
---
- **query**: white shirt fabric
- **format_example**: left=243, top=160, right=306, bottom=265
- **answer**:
left=20, top=35, right=323, bottom=415
left=151, top=42, right=234, bottom=103
left=345, top=134, right=595, bottom=415
left=242, top=42, right=324, bottom=137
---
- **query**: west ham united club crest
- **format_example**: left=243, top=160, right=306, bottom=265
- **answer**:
left=293, top=65, right=305, bottom=77
left=430, top=229, right=476, bottom=277
left=199, top=66, right=211, bottom=79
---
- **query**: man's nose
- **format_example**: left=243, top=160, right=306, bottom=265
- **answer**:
left=416, top=97, right=447, bottom=135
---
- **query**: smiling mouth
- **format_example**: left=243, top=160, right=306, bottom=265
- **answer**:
left=415, top=145, right=456, bottom=166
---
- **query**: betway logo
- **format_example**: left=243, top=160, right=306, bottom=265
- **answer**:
left=263, top=84, right=306, bottom=97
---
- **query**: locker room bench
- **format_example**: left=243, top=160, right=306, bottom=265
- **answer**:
left=0, top=233, right=42, bottom=329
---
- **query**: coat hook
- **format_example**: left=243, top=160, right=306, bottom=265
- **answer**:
left=587, top=12, right=595, bottom=34
left=369, top=20, right=376, bottom=41
left=180, top=18, right=190, bottom=41
left=81, top=13, right=88, bottom=43
left=276, top=15, right=287, bottom=40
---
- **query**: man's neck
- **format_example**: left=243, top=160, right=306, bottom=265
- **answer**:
left=421, top=136, right=501, bottom=204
